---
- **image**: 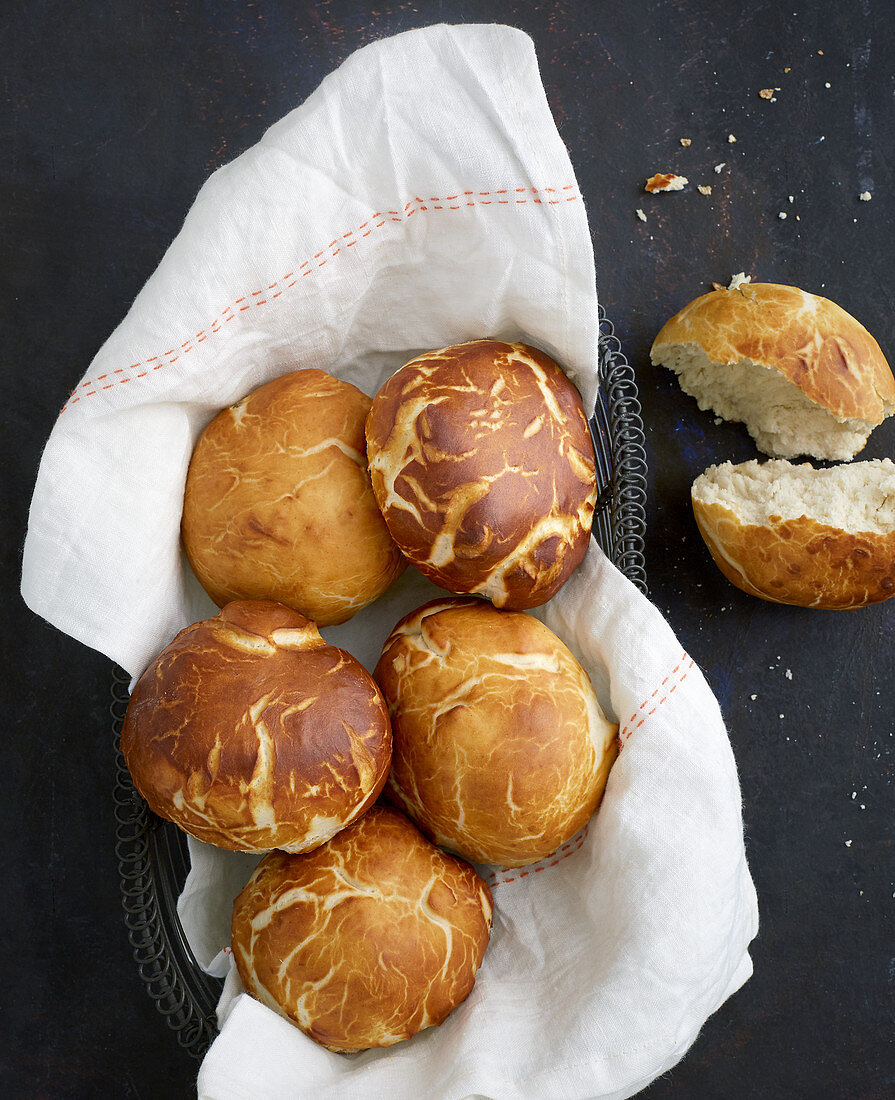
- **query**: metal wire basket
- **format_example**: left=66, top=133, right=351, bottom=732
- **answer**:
left=111, top=305, right=648, bottom=1060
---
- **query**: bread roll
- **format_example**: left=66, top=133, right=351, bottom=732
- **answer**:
left=691, top=459, right=895, bottom=609
left=366, top=341, right=597, bottom=610
left=374, top=597, right=618, bottom=867
left=651, top=282, right=895, bottom=460
left=231, top=804, right=493, bottom=1052
left=121, top=601, right=391, bottom=852
left=182, top=369, right=405, bottom=627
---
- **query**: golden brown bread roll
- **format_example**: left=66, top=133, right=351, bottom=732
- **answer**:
left=231, top=804, right=493, bottom=1052
left=691, top=458, right=895, bottom=609
left=374, top=597, right=618, bottom=867
left=182, top=369, right=405, bottom=627
left=121, top=601, right=391, bottom=852
left=365, top=341, right=597, bottom=610
left=650, top=281, right=895, bottom=460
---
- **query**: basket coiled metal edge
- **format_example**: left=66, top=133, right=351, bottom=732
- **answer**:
left=113, top=673, right=221, bottom=1056
left=111, top=306, right=649, bottom=1060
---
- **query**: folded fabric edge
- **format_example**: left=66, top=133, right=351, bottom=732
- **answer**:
left=197, top=940, right=755, bottom=1100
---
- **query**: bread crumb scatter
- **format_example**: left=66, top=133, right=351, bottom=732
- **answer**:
left=636, top=208, right=647, bottom=222
left=698, top=184, right=712, bottom=196
left=859, top=191, right=872, bottom=201
left=714, top=162, right=726, bottom=173
left=680, top=137, right=692, bottom=147
left=645, top=173, right=688, bottom=193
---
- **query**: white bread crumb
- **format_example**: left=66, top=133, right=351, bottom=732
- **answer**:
left=636, top=208, right=647, bottom=222
left=778, top=211, right=787, bottom=219
left=728, top=272, right=751, bottom=290
left=698, top=184, right=712, bottom=196
left=714, top=162, right=726, bottom=173
left=728, top=133, right=737, bottom=143
left=645, top=173, right=688, bottom=192
left=859, top=191, right=872, bottom=201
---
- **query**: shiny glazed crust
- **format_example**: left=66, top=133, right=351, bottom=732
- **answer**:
left=231, top=805, right=493, bottom=1052
left=121, top=601, right=392, bottom=851
left=691, top=498, right=895, bottom=609
left=365, top=341, right=597, bottom=610
left=651, top=282, right=895, bottom=421
left=374, top=597, right=618, bottom=866
left=182, top=369, right=406, bottom=627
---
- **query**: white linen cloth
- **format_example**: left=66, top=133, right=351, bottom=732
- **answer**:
left=21, top=23, right=758, bottom=1100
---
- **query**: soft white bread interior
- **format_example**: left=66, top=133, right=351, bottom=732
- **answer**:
left=691, top=458, right=895, bottom=609
left=651, top=282, right=895, bottom=460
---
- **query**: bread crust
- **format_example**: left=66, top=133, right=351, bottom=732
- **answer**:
left=365, top=341, right=597, bottom=610
left=231, top=805, right=493, bottom=1052
left=121, top=601, right=392, bottom=851
left=691, top=497, right=895, bottom=609
left=651, top=282, right=895, bottom=421
left=374, top=597, right=618, bottom=866
left=182, top=368, right=405, bottom=627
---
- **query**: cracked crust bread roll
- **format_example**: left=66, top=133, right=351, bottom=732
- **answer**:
left=231, top=804, right=493, bottom=1052
left=182, top=368, right=406, bottom=627
left=374, top=597, right=618, bottom=867
left=365, top=340, right=597, bottom=610
left=691, top=459, right=895, bottom=609
left=650, top=282, right=895, bottom=460
left=121, top=601, right=391, bottom=852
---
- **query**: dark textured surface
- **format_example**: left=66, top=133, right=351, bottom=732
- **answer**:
left=4, top=2, right=893, bottom=1097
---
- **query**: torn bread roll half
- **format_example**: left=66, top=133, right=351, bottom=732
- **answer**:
left=651, top=282, right=895, bottom=460
left=121, top=601, right=392, bottom=852
left=231, top=805, right=493, bottom=1052
left=691, top=459, right=895, bottom=609
left=375, top=597, right=618, bottom=867
left=366, top=340, right=597, bottom=610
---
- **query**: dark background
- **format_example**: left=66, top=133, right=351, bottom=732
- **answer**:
left=4, top=1, right=893, bottom=1097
